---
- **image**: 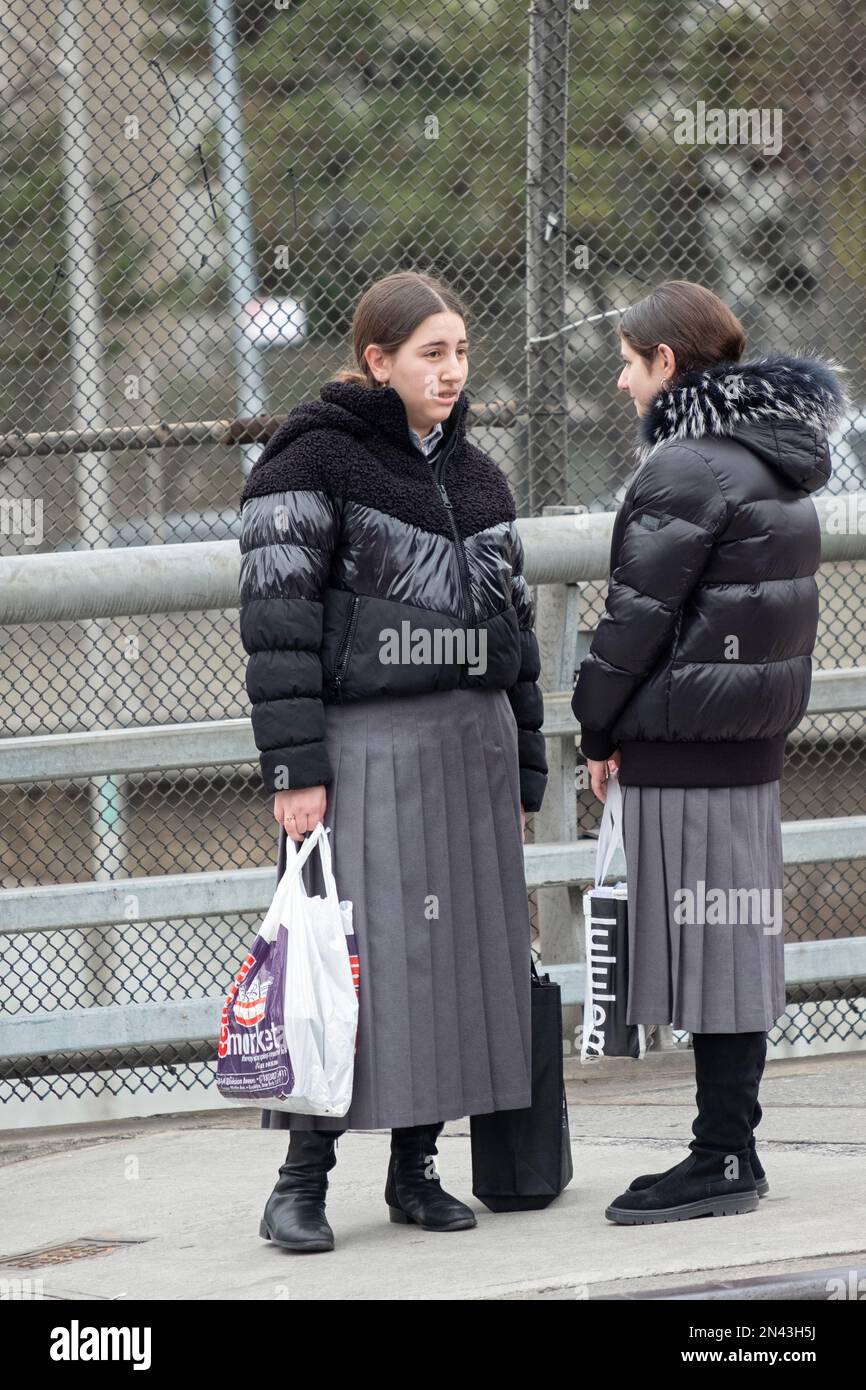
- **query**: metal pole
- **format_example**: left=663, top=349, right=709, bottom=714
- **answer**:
left=56, top=1, right=126, bottom=1013
left=206, top=0, right=268, bottom=478
left=525, top=0, right=570, bottom=514
left=526, top=0, right=573, bottom=1022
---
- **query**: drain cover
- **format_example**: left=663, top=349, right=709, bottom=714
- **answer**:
left=0, top=1237, right=149, bottom=1270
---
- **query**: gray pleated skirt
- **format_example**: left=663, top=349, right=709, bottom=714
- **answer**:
left=620, top=781, right=787, bottom=1034
left=260, top=686, right=533, bottom=1133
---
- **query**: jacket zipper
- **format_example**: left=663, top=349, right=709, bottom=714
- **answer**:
left=333, top=595, right=360, bottom=699
left=417, top=424, right=476, bottom=628
left=435, top=473, right=476, bottom=627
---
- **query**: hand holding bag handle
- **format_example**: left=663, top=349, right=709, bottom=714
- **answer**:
left=594, top=769, right=624, bottom=888
left=261, top=821, right=337, bottom=942
left=311, top=816, right=340, bottom=915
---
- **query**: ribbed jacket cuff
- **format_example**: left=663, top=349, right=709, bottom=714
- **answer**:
left=579, top=727, right=618, bottom=761
left=260, top=744, right=334, bottom=795
left=519, top=766, right=547, bottom=814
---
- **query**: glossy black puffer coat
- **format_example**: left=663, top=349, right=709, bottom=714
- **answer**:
left=238, top=381, right=548, bottom=811
left=571, top=352, right=848, bottom=787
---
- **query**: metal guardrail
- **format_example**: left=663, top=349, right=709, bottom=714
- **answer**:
left=3, top=932, right=866, bottom=1081
left=1, top=495, right=865, bottom=625
left=1, top=509, right=865, bottom=1077
left=1, top=666, right=865, bottom=786
left=4, top=814, right=866, bottom=935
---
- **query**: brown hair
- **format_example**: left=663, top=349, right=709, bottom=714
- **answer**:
left=330, top=270, right=468, bottom=388
left=619, top=280, right=747, bottom=384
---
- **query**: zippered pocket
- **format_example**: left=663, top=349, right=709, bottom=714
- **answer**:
left=663, top=608, right=684, bottom=738
left=333, top=595, right=361, bottom=700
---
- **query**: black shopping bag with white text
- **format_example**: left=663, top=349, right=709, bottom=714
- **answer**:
left=580, top=771, right=647, bottom=1061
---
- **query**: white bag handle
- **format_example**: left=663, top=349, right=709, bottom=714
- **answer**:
left=261, top=822, right=339, bottom=940
left=594, top=770, right=624, bottom=888
left=312, top=818, right=340, bottom=913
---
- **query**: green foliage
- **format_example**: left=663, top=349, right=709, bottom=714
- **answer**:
left=1, top=0, right=862, bottom=381
left=833, top=167, right=866, bottom=292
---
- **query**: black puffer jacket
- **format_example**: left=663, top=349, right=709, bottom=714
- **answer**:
left=571, top=352, right=847, bottom=787
left=238, top=381, right=548, bottom=811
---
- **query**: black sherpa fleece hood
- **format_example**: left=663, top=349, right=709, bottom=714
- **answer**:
left=246, top=380, right=471, bottom=483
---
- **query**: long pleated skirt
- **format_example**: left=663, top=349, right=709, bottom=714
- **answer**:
left=620, top=781, right=787, bottom=1034
left=260, top=685, right=534, bottom=1132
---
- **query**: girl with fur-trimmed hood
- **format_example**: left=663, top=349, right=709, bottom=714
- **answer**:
left=572, top=280, right=847, bottom=1225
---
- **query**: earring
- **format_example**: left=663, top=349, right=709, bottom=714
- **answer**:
left=659, top=376, right=670, bottom=391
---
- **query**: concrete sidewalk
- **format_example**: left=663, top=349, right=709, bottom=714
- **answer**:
left=0, top=1049, right=863, bottom=1300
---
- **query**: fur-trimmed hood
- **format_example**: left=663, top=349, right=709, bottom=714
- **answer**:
left=634, top=351, right=850, bottom=492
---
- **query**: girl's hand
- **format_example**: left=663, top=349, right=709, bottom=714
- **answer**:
left=274, top=786, right=327, bottom=843
left=587, top=750, right=621, bottom=803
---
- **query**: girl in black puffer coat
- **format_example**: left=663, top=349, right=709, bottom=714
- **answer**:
left=239, top=270, right=547, bottom=1251
left=571, top=280, right=847, bottom=1226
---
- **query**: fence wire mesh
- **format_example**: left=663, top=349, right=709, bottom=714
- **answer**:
left=1, top=0, right=865, bottom=1108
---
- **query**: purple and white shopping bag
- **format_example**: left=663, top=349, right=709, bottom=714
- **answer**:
left=216, top=822, right=359, bottom=1115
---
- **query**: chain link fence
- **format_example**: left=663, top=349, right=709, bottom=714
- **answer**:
left=1, top=0, right=864, bottom=1113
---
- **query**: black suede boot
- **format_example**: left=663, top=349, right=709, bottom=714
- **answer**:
left=628, top=1034, right=770, bottom=1197
left=259, top=1128, right=346, bottom=1252
left=748, top=1033, right=769, bottom=1191
left=385, top=1121, right=477, bottom=1231
left=606, top=1031, right=765, bottom=1225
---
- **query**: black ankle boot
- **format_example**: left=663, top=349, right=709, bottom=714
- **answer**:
left=385, top=1122, right=477, bottom=1231
left=748, top=1032, right=769, bottom=1192
left=627, top=1145, right=769, bottom=1197
left=628, top=1067, right=769, bottom=1197
left=607, top=1031, right=765, bottom=1225
left=260, top=1128, right=346, bottom=1252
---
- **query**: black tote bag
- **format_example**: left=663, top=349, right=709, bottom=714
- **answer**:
left=469, top=959, right=573, bottom=1211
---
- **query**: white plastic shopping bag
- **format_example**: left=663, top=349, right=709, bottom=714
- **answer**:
left=216, top=822, right=359, bottom=1115
left=579, top=771, right=647, bottom=1062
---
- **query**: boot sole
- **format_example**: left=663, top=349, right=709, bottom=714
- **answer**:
left=388, top=1205, right=477, bottom=1231
left=259, top=1217, right=334, bottom=1252
left=605, top=1191, right=760, bottom=1224
left=628, top=1177, right=770, bottom=1198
